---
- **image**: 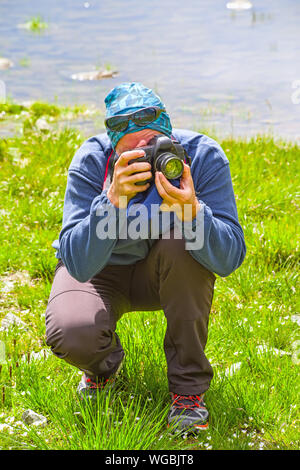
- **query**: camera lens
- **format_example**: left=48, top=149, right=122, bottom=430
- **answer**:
left=161, top=157, right=183, bottom=179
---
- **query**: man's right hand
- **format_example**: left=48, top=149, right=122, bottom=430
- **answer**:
left=107, top=150, right=152, bottom=208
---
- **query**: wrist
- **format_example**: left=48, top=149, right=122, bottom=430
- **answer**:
left=107, top=186, right=129, bottom=209
left=107, top=185, right=119, bottom=208
left=192, top=198, right=202, bottom=219
left=178, top=198, right=201, bottom=222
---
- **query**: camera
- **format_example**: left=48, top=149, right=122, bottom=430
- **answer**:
left=125, top=135, right=190, bottom=186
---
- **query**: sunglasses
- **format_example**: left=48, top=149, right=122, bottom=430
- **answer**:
left=105, top=106, right=165, bottom=133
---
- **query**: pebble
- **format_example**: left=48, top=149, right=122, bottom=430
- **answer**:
left=35, top=117, right=51, bottom=132
left=291, top=315, right=300, bottom=326
left=22, top=409, right=47, bottom=427
left=71, top=69, right=118, bottom=81
left=226, top=1, right=252, bottom=10
left=0, top=58, right=13, bottom=70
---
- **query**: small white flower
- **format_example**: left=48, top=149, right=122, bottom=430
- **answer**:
left=15, top=421, right=24, bottom=427
left=0, top=423, right=13, bottom=431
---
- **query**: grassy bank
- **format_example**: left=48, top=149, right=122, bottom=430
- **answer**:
left=0, top=102, right=299, bottom=450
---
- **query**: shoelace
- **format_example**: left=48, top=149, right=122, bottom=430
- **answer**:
left=172, top=394, right=205, bottom=409
left=86, top=377, right=111, bottom=389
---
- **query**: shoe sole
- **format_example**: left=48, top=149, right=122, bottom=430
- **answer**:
left=167, top=421, right=209, bottom=434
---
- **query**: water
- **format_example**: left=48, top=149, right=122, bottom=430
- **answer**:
left=0, top=0, right=299, bottom=140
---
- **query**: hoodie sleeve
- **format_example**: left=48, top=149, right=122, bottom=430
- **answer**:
left=58, top=167, right=126, bottom=283
left=180, top=147, right=246, bottom=278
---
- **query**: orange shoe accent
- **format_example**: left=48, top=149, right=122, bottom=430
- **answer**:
left=194, top=422, right=209, bottom=429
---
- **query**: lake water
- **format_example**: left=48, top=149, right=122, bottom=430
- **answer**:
left=0, top=0, right=299, bottom=140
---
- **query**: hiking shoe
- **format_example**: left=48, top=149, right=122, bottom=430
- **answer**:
left=167, top=393, right=209, bottom=433
left=76, top=357, right=124, bottom=401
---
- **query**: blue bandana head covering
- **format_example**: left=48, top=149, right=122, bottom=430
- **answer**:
left=104, top=82, right=172, bottom=150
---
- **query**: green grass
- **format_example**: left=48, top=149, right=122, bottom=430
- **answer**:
left=19, top=57, right=31, bottom=68
left=22, top=16, right=49, bottom=33
left=0, top=100, right=101, bottom=138
left=0, top=105, right=299, bottom=450
left=0, top=100, right=92, bottom=121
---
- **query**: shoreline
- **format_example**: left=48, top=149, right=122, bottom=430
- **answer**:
left=0, top=99, right=299, bottom=145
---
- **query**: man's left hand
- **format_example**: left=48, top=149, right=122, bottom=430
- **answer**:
left=155, top=163, right=201, bottom=222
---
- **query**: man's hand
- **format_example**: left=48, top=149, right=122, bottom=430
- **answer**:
left=155, top=163, right=201, bottom=222
left=107, top=150, right=152, bottom=208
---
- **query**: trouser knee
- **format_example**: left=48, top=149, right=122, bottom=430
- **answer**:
left=45, top=296, right=117, bottom=369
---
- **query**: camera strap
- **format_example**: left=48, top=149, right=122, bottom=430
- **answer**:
left=103, top=150, right=114, bottom=189
left=103, top=149, right=117, bottom=190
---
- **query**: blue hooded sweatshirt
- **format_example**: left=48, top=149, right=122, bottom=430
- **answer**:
left=51, top=129, right=246, bottom=282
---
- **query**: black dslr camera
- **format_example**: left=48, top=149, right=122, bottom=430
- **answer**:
left=112, top=135, right=191, bottom=186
